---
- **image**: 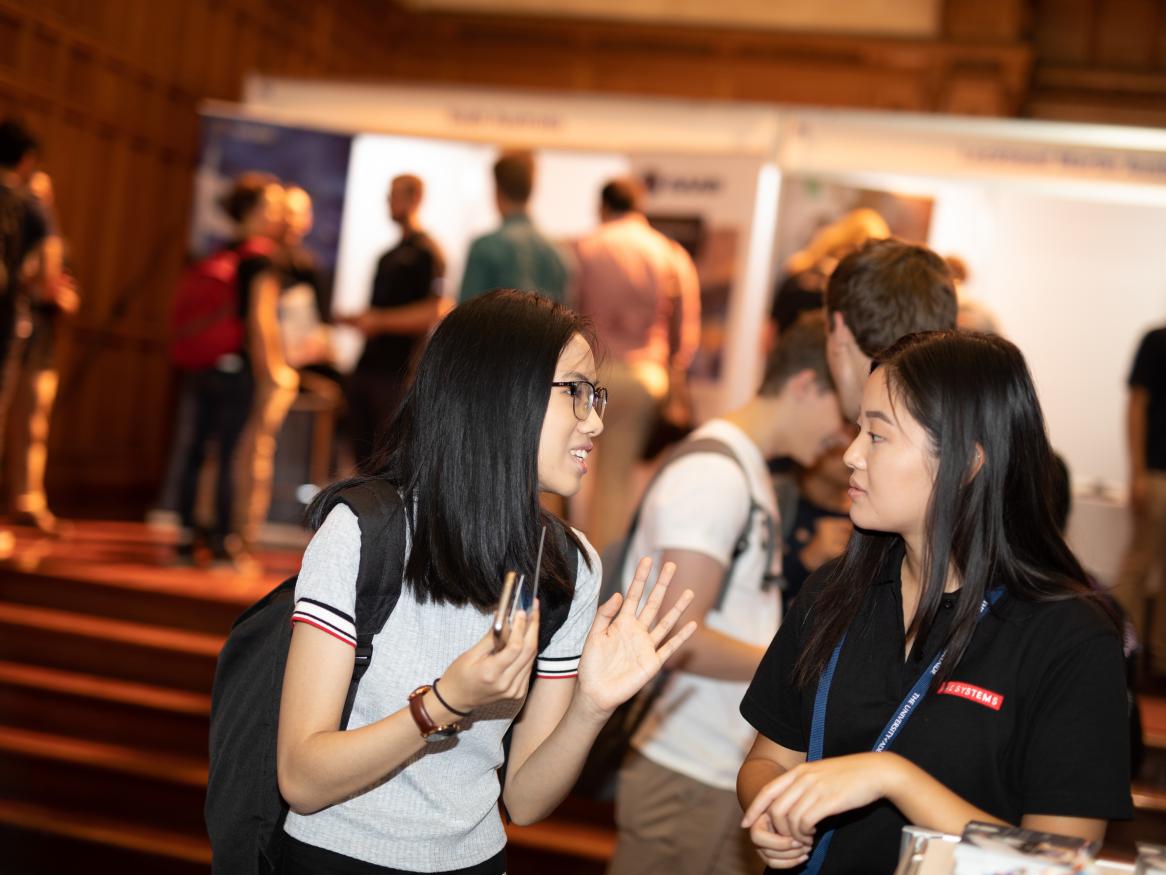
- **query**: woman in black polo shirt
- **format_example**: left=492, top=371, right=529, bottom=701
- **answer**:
left=737, top=330, right=1132, bottom=873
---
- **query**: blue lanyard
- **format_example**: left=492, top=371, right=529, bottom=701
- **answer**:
left=801, top=592, right=998, bottom=873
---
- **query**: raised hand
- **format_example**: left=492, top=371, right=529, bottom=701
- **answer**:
left=576, top=557, right=697, bottom=717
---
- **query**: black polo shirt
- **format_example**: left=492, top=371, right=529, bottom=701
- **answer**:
left=356, top=231, right=445, bottom=379
left=1130, top=327, right=1166, bottom=472
left=741, top=544, right=1132, bottom=874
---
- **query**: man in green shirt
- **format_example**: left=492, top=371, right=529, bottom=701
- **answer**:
left=458, top=150, right=569, bottom=304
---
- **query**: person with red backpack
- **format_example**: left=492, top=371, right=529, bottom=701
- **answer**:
left=170, top=172, right=295, bottom=569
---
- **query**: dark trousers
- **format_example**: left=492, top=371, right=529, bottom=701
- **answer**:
left=279, top=834, right=506, bottom=874
left=345, top=368, right=406, bottom=473
left=176, top=367, right=254, bottom=538
left=0, top=295, right=22, bottom=449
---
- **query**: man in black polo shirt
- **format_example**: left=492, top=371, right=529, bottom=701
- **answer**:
left=1113, top=326, right=1166, bottom=677
left=342, top=174, right=449, bottom=470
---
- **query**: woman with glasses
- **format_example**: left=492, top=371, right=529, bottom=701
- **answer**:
left=737, top=331, right=1132, bottom=872
left=275, top=290, right=695, bottom=875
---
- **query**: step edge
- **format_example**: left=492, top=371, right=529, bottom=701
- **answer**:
left=0, top=725, right=208, bottom=786
left=0, top=602, right=225, bottom=655
left=0, top=796, right=211, bottom=863
left=0, top=659, right=212, bottom=715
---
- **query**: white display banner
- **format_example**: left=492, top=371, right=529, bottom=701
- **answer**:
left=779, top=110, right=1166, bottom=202
left=240, top=77, right=781, bottom=157
left=231, top=77, right=1166, bottom=572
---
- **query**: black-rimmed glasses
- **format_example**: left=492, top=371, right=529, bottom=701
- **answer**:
left=551, top=380, right=608, bottom=421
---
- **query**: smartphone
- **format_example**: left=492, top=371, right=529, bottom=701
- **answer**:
left=528, top=525, right=546, bottom=610
left=492, top=571, right=520, bottom=652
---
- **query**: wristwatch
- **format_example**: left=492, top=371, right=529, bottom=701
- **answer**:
left=408, top=685, right=462, bottom=742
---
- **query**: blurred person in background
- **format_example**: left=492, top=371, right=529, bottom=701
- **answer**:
left=339, top=174, right=448, bottom=471
left=2, top=170, right=78, bottom=535
left=1111, top=322, right=1166, bottom=682
left=172, top=173, right=291, bottom=571
left=779, top=442, right=852, bottom=615
left=824, top=238, right=958, bottom=422
left=946, top=255, right=1002, bottom=335
left=234, top=184, right=331, bottom=555
left=0, top=120, right=54, bottom=459
left=576, top=177, right=700, bottom=552
left=767, top=208, right=889, bottom=353
left=459, top=150, right=569, bottom=305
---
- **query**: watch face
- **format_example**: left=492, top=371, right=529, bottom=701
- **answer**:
left=424, top=725, right=458, bottom=742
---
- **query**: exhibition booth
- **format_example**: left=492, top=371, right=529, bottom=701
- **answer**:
left=192, top=77, right=1166, bottom=580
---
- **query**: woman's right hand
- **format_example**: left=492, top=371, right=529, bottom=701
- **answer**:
left=433, top=603, right=541, bottom=717
left=748, top=813, right=811, bottom=869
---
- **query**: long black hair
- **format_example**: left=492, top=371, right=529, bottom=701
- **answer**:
left=794, top=330, right=1105, bottom=688
left=310, top=290, right=595, bottom=611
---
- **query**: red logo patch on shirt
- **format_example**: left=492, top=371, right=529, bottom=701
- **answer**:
left=937, top=681, right=1004, bottom=711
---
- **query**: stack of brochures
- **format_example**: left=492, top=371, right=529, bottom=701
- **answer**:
left=951, top=823, right=1099, bottom=874
left=895, top=822, right=1140, bottom=875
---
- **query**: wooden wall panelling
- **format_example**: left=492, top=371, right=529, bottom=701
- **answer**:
left=0, top=0, right=400, bottom=509
left=1095, top=0, right=1160, bottom=68
left=27, top=22, right=61, bottom=90
left=0, top=0, right=1152, bottom=510
left=209, top=5, right=244, bottom=100
left=91, top=128, right=129, bottom=325
left=1034, top=0, right=1094, bottom=64
left=943, top=0, right=1027, bottom=42
left=0, top=6, right=21, bottom=73
left=184, top=2, right=218, bottom=98
left=1158, top=3, right=1166, bottom=66
left=142, top=3, right=177, bottom=85
left=117, top=0, right=149, bottom=64
left=1027, top=0, right=1166, bottom=124
left=380, top=9, right=1033, bottom=113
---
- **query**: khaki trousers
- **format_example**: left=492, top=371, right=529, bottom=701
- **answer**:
left=2, top=366, right=56, bottom=514
left=234, top=377, right=299, bottom=548
left=1112, top=471, right=1166, bottom=673
left=609, top=752, right=758, bottom=875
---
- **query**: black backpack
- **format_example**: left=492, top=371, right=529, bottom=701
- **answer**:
left=574, top=437, right=777, bottom=800
left=204, top=479, right=575, bottom=874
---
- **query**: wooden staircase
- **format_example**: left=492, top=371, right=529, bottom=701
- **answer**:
left=0, top=522, right=615, bottom=874
left=5, top=521, right=1163, bottom=872
left=0, top=523, right=262, bottom=873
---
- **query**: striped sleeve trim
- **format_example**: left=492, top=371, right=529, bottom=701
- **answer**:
left=536, top=653, right=580, bottom=679
left=291, top=598, right=357, bottom=648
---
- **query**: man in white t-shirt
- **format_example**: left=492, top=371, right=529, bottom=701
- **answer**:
left=608, top=315, right=844, bottom=875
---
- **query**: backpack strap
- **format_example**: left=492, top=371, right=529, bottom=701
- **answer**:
left=329, top=479, right=408, bottom=729
left=616, top=436, right=776, bottom=611
left=538, top=519, right=578, bottom=654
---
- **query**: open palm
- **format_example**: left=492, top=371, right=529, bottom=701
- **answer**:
left=577, top=558, right=696, bottom=715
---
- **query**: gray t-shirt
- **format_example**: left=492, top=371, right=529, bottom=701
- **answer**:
left=284, top=504, right=600, bottom=871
